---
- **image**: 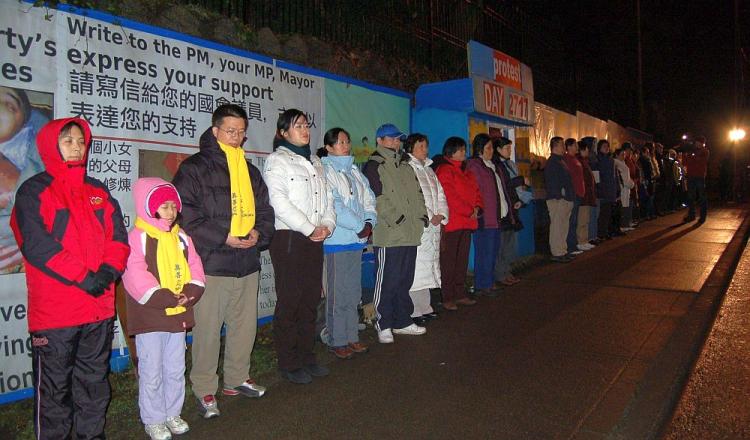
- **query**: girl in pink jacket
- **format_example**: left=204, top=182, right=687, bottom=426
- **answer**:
left=122, top=178, right=206, bottom=440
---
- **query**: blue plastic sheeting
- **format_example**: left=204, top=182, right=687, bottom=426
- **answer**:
left=416, top=79, right=475, bottom=112
left=412, top=108, right=469, bottom=158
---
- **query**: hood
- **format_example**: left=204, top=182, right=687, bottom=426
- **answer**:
left=36, top=117, right=91, bottom=179
left=408, top=153, right=432, bottom=168
left=321, top=154, right=354, bottom=170
left=134, top=177, right=181, bottom=231
left=198, top=127, right=221, bottom=153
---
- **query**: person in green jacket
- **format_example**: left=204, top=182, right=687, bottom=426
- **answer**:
left=362, top=124, right=428, bottom=344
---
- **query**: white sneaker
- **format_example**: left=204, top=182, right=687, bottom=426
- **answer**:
left=145, top=423, right=172, bottom=440
left=197, top=395, right=220, bottom=419
left=165, top=416, right=189, bottom=435
left=378, top=328, right=394, bottom=343
left=577, top=244, right=592, bottom=251
left=569, top=250, right=584, bottom=255
left=393, top=323, right=427, bottom=335
left=622, top=227, right=635, bottom=232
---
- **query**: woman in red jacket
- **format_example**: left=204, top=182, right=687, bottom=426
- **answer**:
left=433, top=137, right=483, bottom=311
left=11, top=117, right=130, bottom=439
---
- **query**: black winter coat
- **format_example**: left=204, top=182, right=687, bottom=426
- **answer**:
left=173, top=128, right=275, bottom=277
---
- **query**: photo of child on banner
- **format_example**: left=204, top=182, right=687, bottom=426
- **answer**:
left=0, top=86, right=51, bottom=274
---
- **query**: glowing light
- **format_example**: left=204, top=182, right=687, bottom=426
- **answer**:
left=681, top=134, right=688, bottom=140
left=729, top=128, right=746, bottom=142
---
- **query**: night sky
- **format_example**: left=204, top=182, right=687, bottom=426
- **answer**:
left=527, top=0, right=748, bottom=149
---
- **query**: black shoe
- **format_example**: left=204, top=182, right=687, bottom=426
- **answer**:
left=280, top=368, right=312, bottom=384
left=413, top=316, right=428, bottom=326
left=476, top=288, right=499, bottom=298
left=303, top=363, right=329, bottom=377
left=423, top=312, right=439, bottom=321
left=550, top=255, right=571, bottom=263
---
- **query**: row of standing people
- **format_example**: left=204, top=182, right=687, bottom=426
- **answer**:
left=544, top=136, right=709, bottom=263
left=12, top=104, right=531, bottom=440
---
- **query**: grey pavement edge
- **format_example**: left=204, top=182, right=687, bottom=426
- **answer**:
left=608, top=208, right=750, bottom=440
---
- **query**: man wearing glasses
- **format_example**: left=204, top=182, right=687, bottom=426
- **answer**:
left=173, top=104, right=275, bottom=419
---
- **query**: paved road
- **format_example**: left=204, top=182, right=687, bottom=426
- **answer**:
left=119, top=206, right=749, bottom=439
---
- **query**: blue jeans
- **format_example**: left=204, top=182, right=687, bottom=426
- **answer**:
left=687, top=177, right=707, bottom=220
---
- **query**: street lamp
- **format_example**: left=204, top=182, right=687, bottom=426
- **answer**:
left=729, top=128, right=746, bottom=141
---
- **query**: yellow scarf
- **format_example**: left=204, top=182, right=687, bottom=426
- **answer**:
left=219, top=141, right=256, bottom=237
left=135, top=217, right=191, bottom=316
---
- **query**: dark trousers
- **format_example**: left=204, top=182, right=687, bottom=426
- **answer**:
left=566, top=197, right=582, bottom=252
left=32, top=318, right=114, bottom=440
left=440, top=230, right=472, bottom=303
left=686, top=177, right=708, bottom=220
left=269, top=230, right=323, bottom=371
left=373, top=246, right=416, bottom=331
left=597, top=201, right=614, bottom=239
left=472, top=228, right=500, bottom=290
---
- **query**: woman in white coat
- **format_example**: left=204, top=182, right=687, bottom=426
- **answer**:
left=614, top=147, right=635, bottom=231
left=404, top=133, right=449, bottom=325
left=263, top=109, right=336, bottom=385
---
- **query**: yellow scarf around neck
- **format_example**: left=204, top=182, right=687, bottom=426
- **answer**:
left=219, top=141, right=256, bottom=237
left=135, top=217, right=191, bottom=316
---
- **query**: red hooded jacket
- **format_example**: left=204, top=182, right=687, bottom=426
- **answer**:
left=10, top=118, right=130, bottom=332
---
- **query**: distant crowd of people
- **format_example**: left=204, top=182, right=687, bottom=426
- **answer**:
left=12, top=102, right=710, bottom=440
left=543, top=135, right=709, bottom=262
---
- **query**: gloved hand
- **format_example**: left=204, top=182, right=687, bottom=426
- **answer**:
left=357, top=222, right=373, bottom=239
left=420, top=214, right=429, bottom=228
left=79, top=271, right=105, bottom=297
left=93, top=267, right=116, bottom=289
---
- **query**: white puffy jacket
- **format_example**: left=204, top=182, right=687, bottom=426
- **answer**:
left=263, top=147, right=336, bottom=236
left=407, top=154, right=449, bottom=291
left=614, top=158, right=634, bottom=208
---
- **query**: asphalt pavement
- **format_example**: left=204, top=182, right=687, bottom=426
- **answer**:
left=149, top=205, right=749, bottom=440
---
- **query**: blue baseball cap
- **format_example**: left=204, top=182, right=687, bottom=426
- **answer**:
left=376, top=123, right=406, bottom=141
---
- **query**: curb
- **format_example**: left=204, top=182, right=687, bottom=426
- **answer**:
left=607, top=210, right=750, bottom=439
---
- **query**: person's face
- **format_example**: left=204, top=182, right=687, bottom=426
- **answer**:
left=498, top=143, right=512, bottom=159
left=481, top=142, right=493, bottom=160
left=580, top=148, right=589, bottom=158
left=326, top=132, right=351, bottom=156
left=282, top=116, right=310, bottom=146
left=156, top=201, right=178, bottom=225
left=412, top=140, right=428, bottom=161
left=0, top=88, right=25, bottom=143
left=566, top=143, right=579, bottom=155
left=552, top=142, right=564, bottom=155
left=378, top=135, right=402, bottom=151
left=212, top=116, right=247, bottom=148
left=450, top=146, right=467, bottom=162
left=58, top=125, right=86, bottom=162
left=599, top=143, right=610, bottom=154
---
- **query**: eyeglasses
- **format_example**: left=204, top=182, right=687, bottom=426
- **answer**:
left=216, top=127, right=246, bottom=137
left=292, top=123, right=310, bottom=130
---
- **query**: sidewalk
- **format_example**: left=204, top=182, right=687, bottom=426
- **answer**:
left=661, top=222, right=750, bottom=439
left=136, top=206, right=749, bottom=440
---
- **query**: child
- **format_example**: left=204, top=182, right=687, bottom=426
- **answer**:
left=122, top=178, right=205, bottom=440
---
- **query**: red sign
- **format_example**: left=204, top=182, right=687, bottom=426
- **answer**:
left=492, top=50, right=522, bottom=89
left=508, top=92, right=529, bottom=121
left=483, top=81, right=504, bottom=117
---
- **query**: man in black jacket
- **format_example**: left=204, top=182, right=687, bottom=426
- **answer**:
left=173, top=104, right=275, bottom=418
left=544, top=136, right=575, bottom=262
